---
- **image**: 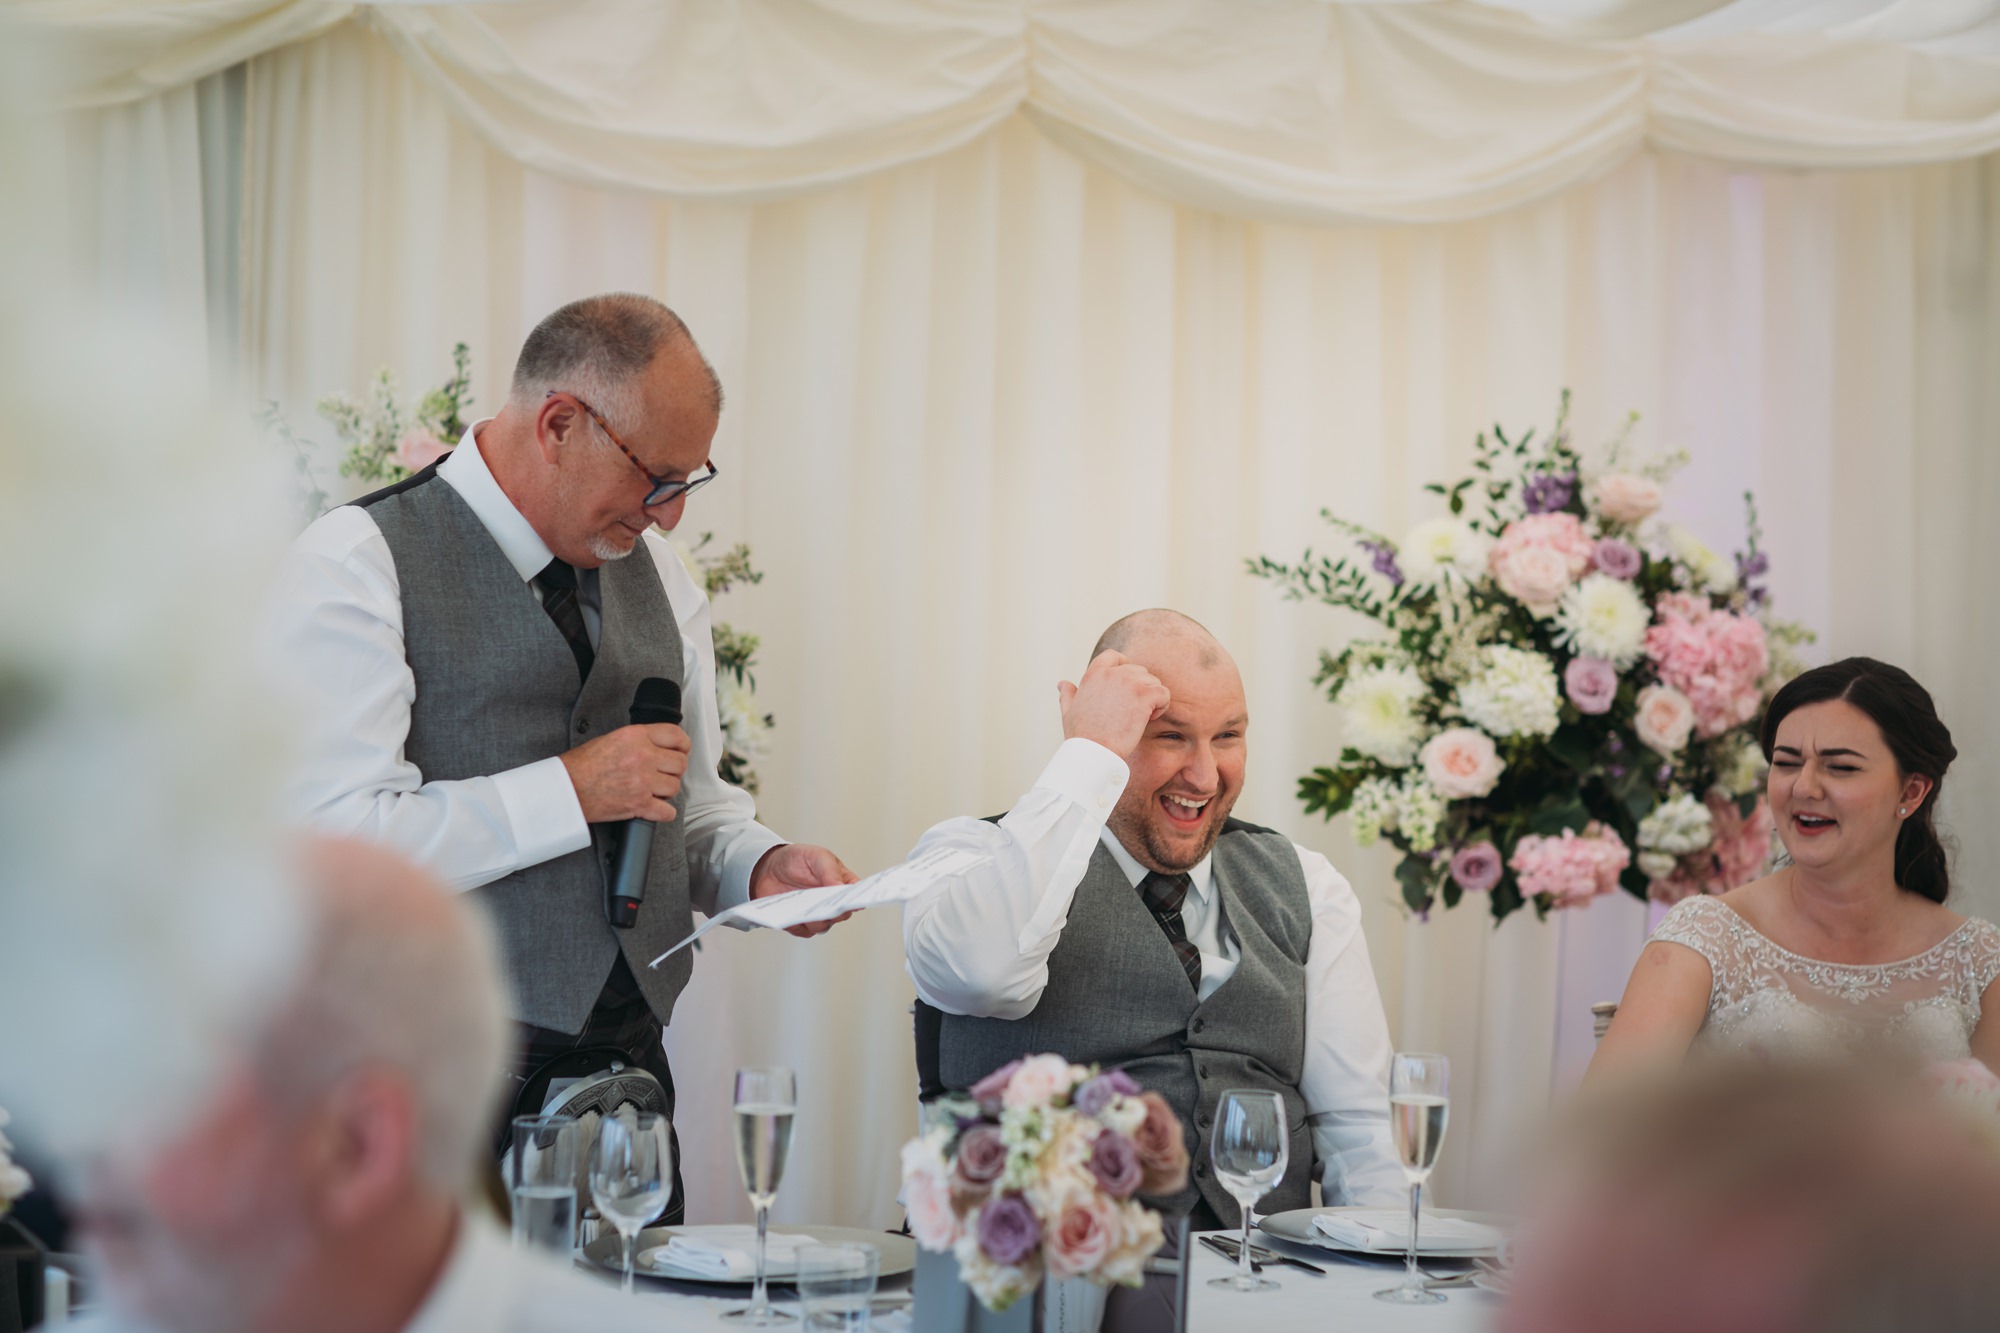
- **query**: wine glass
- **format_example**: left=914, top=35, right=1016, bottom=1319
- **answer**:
left=1206, top=1089, right=1288, bottom=1292
left=589, top=1110, right=672, bottom=1295
left=722, top=1066, right=798, bottom=1325
left=1375, top=1052, right=1450, bottom=1305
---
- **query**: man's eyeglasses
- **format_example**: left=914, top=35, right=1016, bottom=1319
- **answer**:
left=546, top=390, right=719, bottom=508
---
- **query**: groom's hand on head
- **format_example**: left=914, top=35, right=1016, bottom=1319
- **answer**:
left=1058, top=650, right=1170, bottom=760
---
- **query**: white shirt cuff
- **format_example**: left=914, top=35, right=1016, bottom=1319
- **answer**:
left=492, top=756, right=592, bottom=869
left=1030, top=737, right=1129, bottom=815
left=717, top=824, right=790, bottom=915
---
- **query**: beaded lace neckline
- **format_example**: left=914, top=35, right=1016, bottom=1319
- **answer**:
left=1705, top=900, right=1977, bottom=974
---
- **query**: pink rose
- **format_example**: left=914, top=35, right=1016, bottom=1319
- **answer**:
left=1419, top=727, right=1505, bottom=799
left=1706, top=791, right=1773, bottom=892
left=1594, top=473, right=1664, bottom=525
left=1489, top=514, right=1594, bottom=617
left=1449, top=842, right=1504, bottom=893
left=900, top=1144, right=961, bottom=1251
left=1563, top=657, right=1619, bottom=715
left=1001, top=1054, right=1078, bottom=1111
left=1590, top=538, right=1642, bottom=580
left=1131, top=1092, right=1189, bottom=1195
left=970, top=1058, right=1023, bottom=1103
left=394, top=428, right=451, bottom=472
left=1633, top=683, right=1695, bottom=755
left=1045, top=1193, right=1121, bottom=1278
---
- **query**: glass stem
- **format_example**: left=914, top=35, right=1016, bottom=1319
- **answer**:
left=1239, top=1199, right=1255, bottom=1283
left=1405, top=1180, right=1422, bottom=1291
left=622, top=1229, right=636, bottom=1295
left=751, top=1200, right=771, bottom=1312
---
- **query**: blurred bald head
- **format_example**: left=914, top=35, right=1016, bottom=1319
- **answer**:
left=78, top=838, right=508, bottom=1333
left=1090, top=608, right=1227, bottom=674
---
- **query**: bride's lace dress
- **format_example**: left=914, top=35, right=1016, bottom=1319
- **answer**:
left=1651, top=897, right=2000, bottom=1062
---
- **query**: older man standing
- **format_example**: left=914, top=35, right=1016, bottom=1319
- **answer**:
left=70, top=838, right=674, bottom=1333
left=271, top=294, right=851, bottom=1217
left=905, top=609, right=1403, bottom=1229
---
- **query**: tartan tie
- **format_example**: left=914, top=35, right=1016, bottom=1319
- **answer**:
left=533, top=558, right=595, bottom=683
left=1138, top=871, right=1202, bottom=993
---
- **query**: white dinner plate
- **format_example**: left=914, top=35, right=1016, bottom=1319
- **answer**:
left=1258, top=1207, right=1508, bottom=1260
left=582, top=1224, right=917, bottom=1284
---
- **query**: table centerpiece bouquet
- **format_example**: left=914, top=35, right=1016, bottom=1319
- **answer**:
left=901, top=1054, right=1190, bottom=1312
left=262, top=346, right=777, bottom=796
left=1252, top=393, right=1812, bottom=923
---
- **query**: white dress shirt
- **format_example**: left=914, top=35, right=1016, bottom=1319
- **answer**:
left=266, top=424, right=784, bottom=905
left=903, top=738, right=1405, bottom=1207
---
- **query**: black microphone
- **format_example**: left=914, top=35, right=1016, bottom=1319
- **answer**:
left=607, top=676, right=681, bottom=929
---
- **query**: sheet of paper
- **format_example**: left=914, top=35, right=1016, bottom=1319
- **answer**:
left=647, top=845, right=990, bottom=968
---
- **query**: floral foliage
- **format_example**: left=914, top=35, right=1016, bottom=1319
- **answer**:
left=903, top=1056, right=1189, bottom=1311
left=1251, top=393, right=1814, bottom=922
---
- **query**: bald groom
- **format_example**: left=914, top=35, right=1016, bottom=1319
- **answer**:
left=904, top=610, right=1403, bottom=1231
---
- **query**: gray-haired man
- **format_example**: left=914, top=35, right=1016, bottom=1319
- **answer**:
left=271, top=294, right=853, bottom=1217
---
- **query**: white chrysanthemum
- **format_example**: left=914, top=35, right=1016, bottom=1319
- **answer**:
left=1349, top=777, right=1400, bottom=846
left=718, top=679, right=772, bottom=761
left=1336, top=664, right=1430, bottom=767
left=1455, top=646, right=1561, bottom=739
left=1553, top=574, right=1650, bottom=668
left=1400, top=518, right=1492, bottom=589
left=1639, top=792, right=1715, bottom=854
left=1666, top=526, right=1736, bottom=591
left=1714, top=737, right=1766, bottom=798
left=1396, top=777, right=1446, bottom=854
left=1637, top=851, right=1679, bottom=880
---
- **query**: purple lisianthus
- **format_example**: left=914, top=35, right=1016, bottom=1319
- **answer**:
left=1522, top=472, right=1577, bottom=515
left=1086, top=1130, right=1144, bottom=1198
left=1564, top=656, right=1619, bottom=716
left=1449, top=842, right=1504, bottom=894
left=954, top=1124, right=1008, bottom=1187
left=1074, top=1069, right=1140, bottom=1118
left=1358, top=540, right=1404, bottom=587
left=1591, top=537, right=1641, bottom=580
left=969, top=1059, right=1022, bottom=1104
left=977, top=1193, right=1042, bottom=1266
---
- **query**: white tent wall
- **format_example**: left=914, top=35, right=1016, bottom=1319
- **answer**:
left=47, top=15, right=2000, bottom=1224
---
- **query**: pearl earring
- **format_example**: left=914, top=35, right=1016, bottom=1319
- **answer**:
left=1898, top=807, right=1907, bottom=817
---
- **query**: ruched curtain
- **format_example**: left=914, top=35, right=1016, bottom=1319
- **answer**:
left=18, top=0, right=2000, bottom=1224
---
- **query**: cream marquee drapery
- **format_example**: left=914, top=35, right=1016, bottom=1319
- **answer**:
left=27, top=2, right=2000, bottom=1226
left=21, top=1, right=2000, bottom=221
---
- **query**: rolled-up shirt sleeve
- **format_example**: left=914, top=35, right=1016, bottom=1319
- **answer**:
left=1296, top=845, right=1405, bottom=1207
left=902, top=739, right=1129, bottom=1020
left=265, top=506, right=591, bottom=891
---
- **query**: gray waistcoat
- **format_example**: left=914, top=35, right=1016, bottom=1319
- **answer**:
left=938, top=821, right=1315, bottom=1226
left=359, top=466, right=692, bottom=1033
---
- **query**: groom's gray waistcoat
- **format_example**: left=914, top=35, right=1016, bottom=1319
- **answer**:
left=938, top=822, right=1315, bottom=1226
left=358, top=466, right=691, bottom=1034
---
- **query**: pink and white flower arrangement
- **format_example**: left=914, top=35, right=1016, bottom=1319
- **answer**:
left=903, top=1056, right=1187, bottom=1312
left=1253, top=392, right=1812, bottom=922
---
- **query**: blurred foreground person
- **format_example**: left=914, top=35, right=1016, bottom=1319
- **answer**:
left=1504, top=1064, right=2000, bottom=1333
left=70, top=839, right=661, bottom=1333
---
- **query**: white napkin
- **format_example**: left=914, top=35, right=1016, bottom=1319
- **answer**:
left=1310, top=1210, right=1504, bottom=1254
left=641, top=1227, right=818, bottom=1280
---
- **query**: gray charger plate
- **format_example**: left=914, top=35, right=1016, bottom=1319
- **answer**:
left=582, top=1224, right=917, bottom=1284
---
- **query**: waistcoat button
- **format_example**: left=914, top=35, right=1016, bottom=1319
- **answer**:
left=1192, top=1017, right=1206, bottom=1034
left=576, top=718, right=589, bottom=734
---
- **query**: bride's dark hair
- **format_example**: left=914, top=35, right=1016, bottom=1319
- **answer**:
left=1759, top=657, right=1957, bottom=903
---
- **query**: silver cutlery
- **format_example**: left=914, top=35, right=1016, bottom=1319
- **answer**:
left=1200, top=1235, right=1261, bottom=1273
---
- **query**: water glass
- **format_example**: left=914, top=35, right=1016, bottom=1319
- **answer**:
left=1375, top=1052, right=1450, bottom=1306
left=590, top=1110, right=673, bottom=1295
left=1206, top=1089, right=1288, bottom=1293
left=509, top=1114, right=578, bottom=1255
left=798, top=1242, right=878, bottom=1331
left=723, top=1066, right=799, bottom=1325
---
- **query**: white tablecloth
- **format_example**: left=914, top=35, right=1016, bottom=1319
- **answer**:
left=613, top=1228, right=1498, bottom=1332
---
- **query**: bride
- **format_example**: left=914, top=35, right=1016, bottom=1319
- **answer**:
left=1591, top=657, right=2000, bottom=1075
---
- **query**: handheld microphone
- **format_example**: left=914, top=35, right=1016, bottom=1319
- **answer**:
left=607, top=676, right=681, bottom=929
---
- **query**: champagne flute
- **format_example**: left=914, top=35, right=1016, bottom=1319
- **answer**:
left=589, top=1110, right=672, bottom=1295
left=1206, top=1089, right=1288, bottom=1292
left=1375, top=1052, right=1449, bottom=1306
left=723, top=1066, right=798, bottom=1326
